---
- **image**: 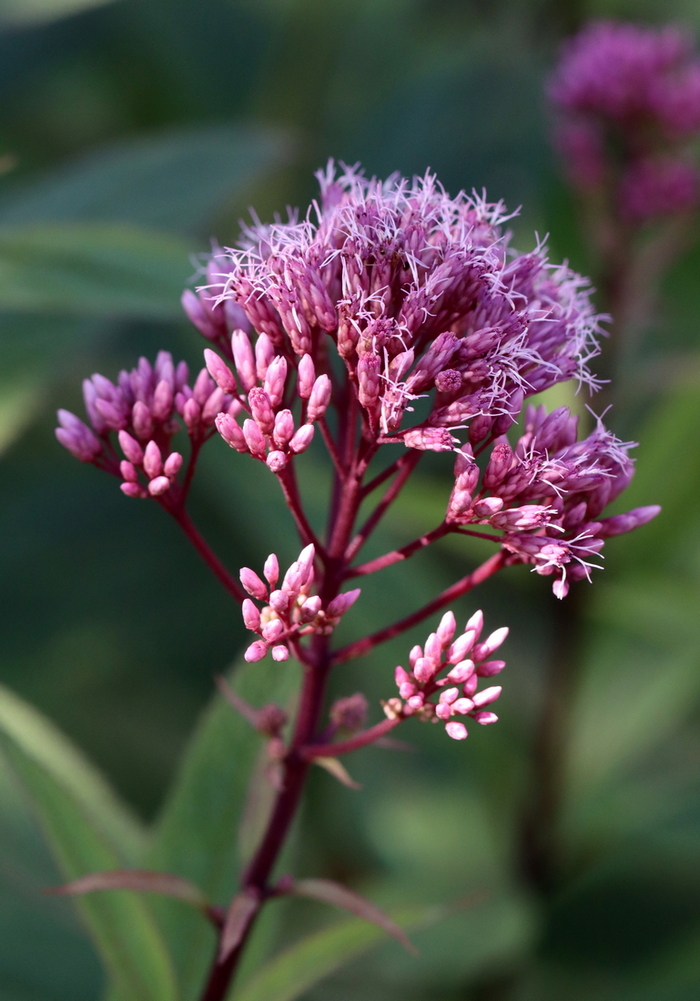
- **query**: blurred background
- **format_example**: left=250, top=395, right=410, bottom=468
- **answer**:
left=1, top=0, right=700, bottom=998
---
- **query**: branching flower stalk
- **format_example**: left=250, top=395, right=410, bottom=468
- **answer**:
left=56, top=163, right=658, bottom=1000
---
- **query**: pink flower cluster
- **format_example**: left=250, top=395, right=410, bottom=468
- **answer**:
left=55, top=351, right=241, bottom=500
left=385, top=611, right=507, bottom=741
left=206, top=337, right=331, bottom=473
left=240, top=545, right=361, bottom=662
left=549, top=20, right=700, bottom=221
left=446, top=404, right=660, bottom=597
left=197, top=163, right=602, bottom=455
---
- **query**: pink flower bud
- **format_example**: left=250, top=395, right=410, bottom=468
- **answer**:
left=120, top=481, right=147, bottom=498
left=395, top=666, right=411, bottom=686
left=148, top=475, right=171, bottom=496
left=435, top=703, right=452, bottom=720
left=297, top=354, right=316, bottom=398
left=273, top=409, right=295, bottom=449
left=471, top=685, right=502, bottom=708
left=446, top=659, right=475, bottom=683
left=463, top=674, right=478, bottom=697
left=204, top=349, right=237, bottom=393
left=262, top=619, right=285, bottom=641
left=447, top=629, right=476, bottom=664
left=452, top=698, right=475, bottom=715
left=552, top=577, right=569, bottom=600
left=183, top=397, right=202, bottom=430
left=438, top=687, right=460, bottom=705
left=263, top=356, right=287, bottom=408
left=143, top=440, right=163, bottom=479
left=118, top=430, right=143, bottom=464
left=465, top=609, right=484, bottom=642
left=164, top=452, right=183, bottom=478
left=255, top=333, right=275, bottom=380
left=249, top=388, right=275, bottom=435
left=271, top=644, right=289, bottom=662
left=326, top=588, right=361, bottom=618
left=413, top=657, right=436, bottom=683
left=445, top=721, right=468, bottom=740
left=403, top=427, right=457, bottom=452
left=472, top=497, right=504, bottom=518
left=473, top=711, right=498, bottom=725
left=407, top=694, right=425, bottom=709
left=409, top=645, right=423, bottom=668
left=473, top=627, right=509, bottom=661
left=216, top=412, right=248, bottom=452
left=436, top=611, right=456, bottom=647
left=132, top=400, right=153, bottom=440
left=399, top=682, right=416, bottom=699
left=244, top=640, right=268, bottom=662
left=242, top=599, right=261, bottom=631
left=424, top=632, right=442, bottom=664
left=266, top=450, right=287, bottom=473
left=477, top=659, right=505, bottom=677
left=307, top=374, right=332, bottom=422
left=120, top=460, right=138, bottom=482
left=243, top=418, right=267, bottom=459
left=232, top=329, right=257, bottom=392
left=202, top=388, right=227, bottom=425
left=193, top=368, right=214, bottom=405
left=152, top=379, right=174, bottom=421
left=240, top=567, right=268, bottom=600
left=269, top=589, right=288, bottom=613
left=300, top=595, right=322, bottom=622
left=298, top=544, right=315, bottom=583
left=264, top=554, right=280, bottom=588
left=289, top=424, right=315, bottom=453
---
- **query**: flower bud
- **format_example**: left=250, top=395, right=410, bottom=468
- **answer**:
left=143, top=440, right=163, bottom=480
left=118, top=430, right=143, bottom=465
left=445, top=721, right=468, bottom=740
left=148, top=475, right=171, bottom=496
left=164, top=452, right=183, bottom=478
left=297, top=354, right=316, bottom=398
left=216, top=413, right=247, bottom=452
left=244, top=640, right=268, bottom=662
left=289, top=424, right=315, bottom=453
left=240, top=567, right=268, bottom=600
left=204, top=348, right=237, bottom=393
left=242, top=599, right=261, bottom=631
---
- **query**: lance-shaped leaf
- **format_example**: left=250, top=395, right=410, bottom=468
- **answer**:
left=0, top=685, right=177, bottom=1001
left=290, top=879, right=416, bottom=954
left=219, top=889, right=261, bottom=960
left=313, top=756, right=362, bottom=790
left=234, top=904, right=448, bottom=1001
left=50, top=869, right=213, bottom=916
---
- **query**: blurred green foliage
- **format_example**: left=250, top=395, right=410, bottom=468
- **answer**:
left=0, top=0, right=700, bottom=999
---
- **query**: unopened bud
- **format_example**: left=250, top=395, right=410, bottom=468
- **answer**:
left=289, top=424, right=315, bottom=454
left=143, top=440, right=163, bottom=480
left=118, top=430, right=143, bottom=465
left=164, top=451, right=183, bottom=478
left=297, top=354, right=316, bottom=398
left=307, top=374, right=332, bottom=421
left=204, top=348, right=237, bottom=393
left=445, top=721, right=468, bottom=740
left=271, top=645, right=289, bottom=661
left=148, top=475, right=171, bottom=496
left=242, top=599, right=261, bottom=632
left=264, top=554, right=280, bottom=588
left=244, top=640, right=268, bottom=662
left=266, top=450, right=288, bottom=473
left=240, top=567, right=268, bottom=600
left=216, top=412, right=247, bottom=452
left=243, top=418, right=267, bottom=459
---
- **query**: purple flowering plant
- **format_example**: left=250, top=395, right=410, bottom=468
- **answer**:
left=54, top=160, right=660, bottom=998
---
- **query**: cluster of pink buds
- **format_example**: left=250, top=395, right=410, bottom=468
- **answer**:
left=385, top=611, right=507, bottom=741
left=240, top=545, right=361, bottom=662
left=205, top=333, right=331, bottom=474
left=55, top=351, right=241, bottom=501
left=549, top=20, right=700, bottom=222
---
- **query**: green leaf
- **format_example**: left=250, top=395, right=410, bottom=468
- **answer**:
left=232, top=904, right=446, bottom=1001
left=0, top=124, right=290, bottom=236
left=146, top=657, right=301, bottom=1000
left=0, top=684, right=177, bottom=1001
left=0, top=223, right=192, bottom=319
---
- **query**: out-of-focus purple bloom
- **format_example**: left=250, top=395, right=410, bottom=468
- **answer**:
left=549, top=20, right=700, bottom=222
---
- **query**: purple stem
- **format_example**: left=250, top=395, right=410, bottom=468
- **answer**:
left=168, top=507, right=246, bottom=604
left=301, top=716, right=401, bottom=759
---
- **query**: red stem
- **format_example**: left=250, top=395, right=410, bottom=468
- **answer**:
left=168, top=507, right=246, bottom=603
left=301, top=716, right=401, bottom=759
left=332, top=550, right=507, bottom=665
left=276, top=464, right=326, bottom=557
left=347, top=522, right=450, bottom=578
left=345, top=450, right=422, bottom=563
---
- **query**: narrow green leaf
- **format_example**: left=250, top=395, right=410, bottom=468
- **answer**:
left=233, top=904, right=446, bottom=1001
left=0, top=692, right=177, bottom=1001
left=0, top=683, right=144, bottom=863
left=0, top=223, right=191, bottom=318
left=0, top=124, right=290, bottom=236
left=147, top=657, right=300, bottom=1000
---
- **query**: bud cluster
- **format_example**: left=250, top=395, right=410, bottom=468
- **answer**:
left=549, top=20, right=700, bottom=222
left=206, top=335, right=331, bottom=473
left=55, top=351, right=240, bottom=501
left=240, top=545, right=361, bottom=662
left=446, top=404, right=660, bottom=597
left=385, top=611, right=507, bottom=741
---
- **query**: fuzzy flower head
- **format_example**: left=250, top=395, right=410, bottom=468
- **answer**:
left=240, top=545, right=361, bottom=662
left=549, top=20, right=700, bottom=220
left=385, top=610, right=507, bottom=741
left=189, top=162, right=604, bottom=459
